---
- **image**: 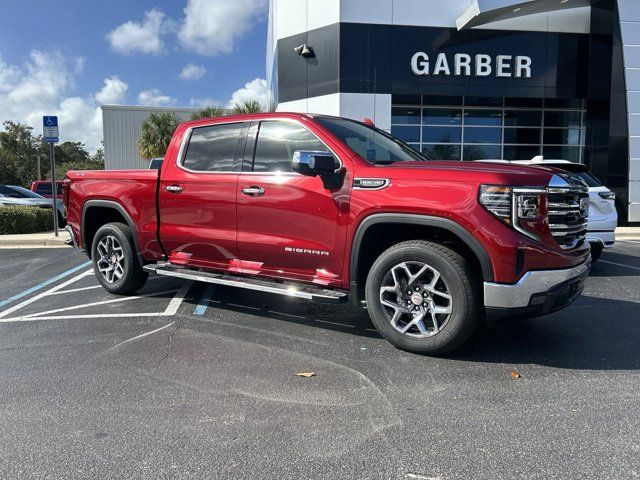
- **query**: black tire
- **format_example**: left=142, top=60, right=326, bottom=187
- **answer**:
left=365, top=240, right=481, bottom=355
left=91, top=222, right=148, bottom=294
left=590, top=243, right=603, bottom=263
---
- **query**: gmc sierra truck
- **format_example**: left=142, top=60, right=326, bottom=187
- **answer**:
left=64, top=113, right=591, bottom=354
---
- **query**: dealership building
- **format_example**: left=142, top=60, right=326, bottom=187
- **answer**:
left=267, top=0, right=640, bottom=223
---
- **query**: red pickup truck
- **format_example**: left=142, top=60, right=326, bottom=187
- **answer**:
left=64, top=113, right=591, bottom=354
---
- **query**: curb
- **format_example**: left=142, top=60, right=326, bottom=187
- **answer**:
left=0, top=234, right=71, bottom=248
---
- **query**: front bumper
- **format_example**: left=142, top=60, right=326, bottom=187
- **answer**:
left=484, top=259, right=591, bottom=319
left=586, top=230, right=615, bottom=248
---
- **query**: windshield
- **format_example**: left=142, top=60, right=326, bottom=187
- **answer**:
left=315, top=117, right=426, bottom=164
left=7, top=186, right=44, bottom=198
left=575, top=172, right=602, bottom=188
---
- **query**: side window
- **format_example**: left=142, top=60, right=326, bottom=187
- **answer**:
left=182, top=123, right=245, bottom=172
left=252, top=121, right=326, bottom=173
left=37, top=184, right=52, bottom=195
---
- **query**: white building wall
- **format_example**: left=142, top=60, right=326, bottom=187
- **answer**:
left=102, top=105, right=200, bottom=170
left=618, top=0, right=640, bottom=221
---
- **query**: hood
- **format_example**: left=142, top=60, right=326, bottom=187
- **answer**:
left=380, top=160, right=563, bottom=186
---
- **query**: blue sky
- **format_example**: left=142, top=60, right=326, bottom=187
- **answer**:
left=0, top=0, right=269, bottom=151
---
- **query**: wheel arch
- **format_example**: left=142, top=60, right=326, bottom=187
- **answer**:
left=349, top=214, right=494, bottom=305
left=82, top=200, right=143, bottom=266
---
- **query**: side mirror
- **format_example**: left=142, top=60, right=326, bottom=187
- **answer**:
left=292, top=150, right=344, bottom=190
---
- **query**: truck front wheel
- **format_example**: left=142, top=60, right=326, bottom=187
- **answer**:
left=365, top=240, right=481, bottom=355
left=91, top=222, right=148, bottom=294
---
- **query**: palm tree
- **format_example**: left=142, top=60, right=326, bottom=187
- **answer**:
left=190, top=106, right=226, bottom=120
left=231, top=99, right=264, bottom=115
left=138, top=113, right=179, bottom=160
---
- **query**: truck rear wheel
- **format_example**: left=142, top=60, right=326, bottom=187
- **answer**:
left=91, top=222, right=148, bottom=295
left=365, top=240, right=481, bottom=355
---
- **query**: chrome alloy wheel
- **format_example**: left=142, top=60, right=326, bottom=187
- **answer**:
left=379, top=261, right=453, bottom=338
left=96, top=235, right=125, bottom=284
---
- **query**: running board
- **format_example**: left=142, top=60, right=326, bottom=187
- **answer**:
left=143, top=264, right=348, bottom=304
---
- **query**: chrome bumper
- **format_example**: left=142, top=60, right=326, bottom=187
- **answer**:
left=484, top=260, right=591, bottom=309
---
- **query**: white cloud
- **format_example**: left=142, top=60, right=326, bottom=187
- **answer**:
left=189, top=97, right=221, bottom=107
left=226, top=78, right=269, bottom=110
left=107, top=9, right=172, bottom=56
left=178, top=0, right=267, bottom=56
left=179, top=63, right=206, bottom=81
left=137, top=89, right=176, bottom=106
left=0, top=50, right=108, bottom=152
left=95, top=76, right=128, bottom=105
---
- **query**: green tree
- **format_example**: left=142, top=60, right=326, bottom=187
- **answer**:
left=0, top=121, right=46, bottom=186
left=231, top=99, right=264, bottom=115
left=54, top=141, right=91, bottom=164
left=90, top=147, right=105, bottom=164
left=190, top=106, right=226, bottom=120
left=138, top=113, right=179, bottom=160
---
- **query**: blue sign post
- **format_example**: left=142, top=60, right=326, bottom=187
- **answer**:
left=43, top=116, right=60, bottom=236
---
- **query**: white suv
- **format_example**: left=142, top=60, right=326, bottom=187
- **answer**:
left=479, top=158, right=617, bottom=262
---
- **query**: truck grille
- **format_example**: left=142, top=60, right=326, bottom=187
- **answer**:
left=547, top=178, right=589, bottom=250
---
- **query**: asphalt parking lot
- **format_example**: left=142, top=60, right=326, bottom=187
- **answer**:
left=0, top=243, right=639, bottom=479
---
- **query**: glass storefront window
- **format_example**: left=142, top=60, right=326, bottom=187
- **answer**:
left=464, top=110, right=502, bottom=126
left=504, top=110, right=542, bottom=127
left=423, top=126, right=461, bottom=143
left=543, top=146, right=581, bottom=162
left=545, top=111, right=582, bottom=128
left=392, top=107, right=420, bottom=124
left=423, top=108, right=462, bottom=125
left=503, top=145, right=542, bottom=160
left=391, top=126, right=420, bottom=143
left=505, top=97, right=543, bottom=108
left=422, top=95, right=462, bottom=106
left=390, top=96, right=586, bottom=162
left=463, top=145, right=501, bottom=160
left=503, top=128, right=541, bottom=144
left=543, top=128, right=581, bottom=145
left=464, top=127, right=501, bottom=144
left=465, top=97, right=502, bottom=107
left=422, top=144, right=461, bottom=160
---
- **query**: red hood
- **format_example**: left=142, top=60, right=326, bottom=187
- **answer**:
left=376, top=160, right=563, bottom=186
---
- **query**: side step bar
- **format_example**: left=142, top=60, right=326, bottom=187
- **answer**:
left=143, top=264, right=348, bottom=304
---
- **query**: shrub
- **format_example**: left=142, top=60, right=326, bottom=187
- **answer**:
left=0, top=206, right=54, bottom=234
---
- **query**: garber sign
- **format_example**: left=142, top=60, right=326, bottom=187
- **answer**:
left=411, top=52, right=532, bottom=78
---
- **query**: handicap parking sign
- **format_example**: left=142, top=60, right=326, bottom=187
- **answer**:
left=43, top=116, right=59, bottom=143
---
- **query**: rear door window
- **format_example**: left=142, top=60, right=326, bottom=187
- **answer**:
left=181, top=122, right=246, bottom=172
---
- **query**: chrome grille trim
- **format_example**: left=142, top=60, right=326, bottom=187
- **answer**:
left=547, top=174, right=589, bottom=250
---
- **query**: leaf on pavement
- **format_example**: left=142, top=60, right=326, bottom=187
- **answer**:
left=511, top=370, right=522, bottom=379
left=295, top=371, right=316, bottom=378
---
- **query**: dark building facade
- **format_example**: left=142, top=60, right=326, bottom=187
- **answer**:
left=268, top=0, right=639, bottom=223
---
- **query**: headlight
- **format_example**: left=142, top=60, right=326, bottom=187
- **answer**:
left=480, top=185, right=547, bottom=241
left=479, top=185, right=512, bottom=224
left=598, top=191, right=615, bottom=201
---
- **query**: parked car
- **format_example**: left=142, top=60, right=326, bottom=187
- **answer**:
left=64, top=113, right=591, bottom=355
left=0, top=185, right=66, bottom=226
left=479, top=157, right=617, bottom=262
left=30, top=180, right=63, bottom=198
left=148, top=158, right=163, bottom=169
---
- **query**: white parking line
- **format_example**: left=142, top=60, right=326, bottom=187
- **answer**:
left=16, top=289, right=180, bottom=319
left=599, top=260, right=640, bottom=272
left=0, top=269, right=94, bottom=319
left=48, top=285, right=103, bottom=296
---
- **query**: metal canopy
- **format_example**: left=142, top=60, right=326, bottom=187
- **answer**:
left=456, top=0, right=593, bottom=30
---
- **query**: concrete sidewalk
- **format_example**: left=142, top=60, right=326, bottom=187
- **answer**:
left=0, top=227, right=639, bottom=249
left=0, top=230, right=71, bottom=248
left=615, top=227, right=640, bottom=240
